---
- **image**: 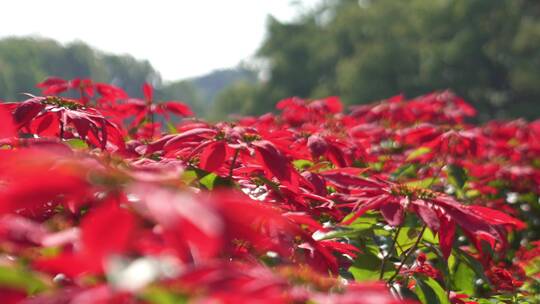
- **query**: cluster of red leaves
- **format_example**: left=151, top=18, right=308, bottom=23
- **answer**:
left=0, top=78, right=538, bottom=303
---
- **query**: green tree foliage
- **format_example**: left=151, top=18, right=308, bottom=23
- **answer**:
left=0, top=37, right=256, bottom=119
left=156, top=80, right=204, bottom=116
left=211, top=81, right=260, bottom=120
left=0, top=37, right=159, bottom=100
left=191, top=67, right=258, bottom=107
left=258, top=0, right=540, bottom=119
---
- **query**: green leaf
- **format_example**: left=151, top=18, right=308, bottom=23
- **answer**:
left=392, top=163, right=418, bottom=179
left=422, top=228, right=438, bottom=244
left=523, top=257, right=540, bottom=276
left=325, top=212, right=379, bottom=239
left=293, top=159, right=313, bottom=170
left=180, top=170, right=198, bottom=185
left=199, top=173, right=218, bottom=190
left=141, top=286, right=187, bottom=304
left=349, top=245, right=393, bottom=281
left=414, top=275, right=450, bottom=304
left=396, top=227, right=419, bottom=255
left=39, top=246, right=61, bottom=258
left=0, top=266, right=48, bottom=295
left=407, top=147, right=431, bottom=161
left=405, top=177, right=438, bottom=189
left=465, top=189, right=481, bottom=199
left=165, top=122, right=177, bottom=134
left=65, top=138, right=88, bottom=149
left=452, top=259, right=476, bottom=295
left=454, top=248, right=491, bottom=287
left=369, top=161, right=384, bottom=172
left=446, top=164, right=467, bottom=190
left=199, top=173, right=232, bottom=190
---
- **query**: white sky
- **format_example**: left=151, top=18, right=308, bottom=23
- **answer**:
left=0, top=0, right=319, bottom=80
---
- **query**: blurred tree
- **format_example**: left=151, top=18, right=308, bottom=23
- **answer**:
left=155, top=80, right=204, bottom=116
left=0, top=37, right=160, bottom=100
left=211, top=81, right=260, bottom=120
left=190, top=67, right=258, bottom=107
left=103, top=54, right=160, bottom=97
left=258, top=0, right=540, bottom=119
left=0, top=37, right=258, bottom=119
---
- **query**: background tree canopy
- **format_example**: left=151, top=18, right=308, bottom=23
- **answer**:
left=1, top=0, right=540, bottom=120
left=245, top=0, right=540, bottom=120
left=0, top=37, right=159, bottom=100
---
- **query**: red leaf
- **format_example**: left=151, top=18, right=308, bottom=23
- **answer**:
left=37, top=77, right=67, bottom=87
left=13, top=98, right=45, bottom=127
left=0, top=160, right=90, bottom=216
left=468, top=205, right=526, bottom=230
left=199, top=141, right=226, bottom=172
left=323, top=96, right=343, bottom=113
left=164, top=101, right=193, bottom=116
left=0, top=106, right=16, bottom=138
left=307, top=134, right=328, bottom=158
left=81, top=199, right=136, bottom=259
left=252, top=140, right=293, bottom=184
left=163, top=128, right=217, bottom=153
left=32, top=112, right=59, bottom=136
left=438, top=216, right=456, bottom=259
left=143, top=83, right=153, bottom=102
left=415, top=202, right=441, bottom=231
left=380, top=201, right=404, bottom=226
left=320, top=172, right=380, bottom=190
left=95, top=83, right=128, bottom=101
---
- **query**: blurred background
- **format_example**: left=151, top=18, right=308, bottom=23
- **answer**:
left=0, top=0, right=539, bottom=121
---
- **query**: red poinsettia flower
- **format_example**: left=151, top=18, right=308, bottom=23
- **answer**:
left=332, top=173, right=525, bottom=258
left=114, top=83, right=192, bottom=138
left=4, top=96, right=125, bottom=151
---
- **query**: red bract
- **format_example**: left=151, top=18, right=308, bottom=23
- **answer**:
left=0, top=106, right=16, bottom=138
left=198, top=140, right=227, bottom=172
left=35, top=197, right=137, bottom=278
left=276, top=96, right=343, bottom=126
left=338, top=174, right=525, bottom=258
left=0, top=78, right=538, bottom=302
left=485, top=263, right=526, bottom=292
left=38, top=77, right=95, bottom=104
left=95, top=83, right=128, bottom=104
left=127, top=185, right=316, bottom=262
left=350, top=91, right=476, bottom=126
left=0, top=149, right=93, bottom=218
left=5, top=96, right=125, bottom=151
left=114, top=83, right=192, bottom=138
left=252, top=139, right=300, bottom=187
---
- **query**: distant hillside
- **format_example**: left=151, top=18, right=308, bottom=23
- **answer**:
left=0, top=36, right=259, bottom=118
left=190, top=67, right=258, bottom=106
left=0, top=37, right=160, bottom=100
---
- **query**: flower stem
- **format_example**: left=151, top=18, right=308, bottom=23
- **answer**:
left=380, top=225, right=403, bottom=280
left=388, top=224, right=427, bottom=284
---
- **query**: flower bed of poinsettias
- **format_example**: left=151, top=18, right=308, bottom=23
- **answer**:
left=0, top=78, right=538, bottom=303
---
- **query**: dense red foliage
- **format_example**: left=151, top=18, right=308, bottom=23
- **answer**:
left=0, top=78, right=538, bottom=303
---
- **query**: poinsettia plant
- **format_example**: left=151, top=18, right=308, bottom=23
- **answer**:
left=0, top=77, right=538, bottom=303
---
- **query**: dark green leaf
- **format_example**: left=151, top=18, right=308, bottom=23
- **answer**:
left=414, top=275, right=450, bottom=304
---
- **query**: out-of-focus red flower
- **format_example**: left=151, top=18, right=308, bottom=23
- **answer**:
left=401, top=253, right=440, bottom=279
left=485, top=263, right=526, bottom=292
